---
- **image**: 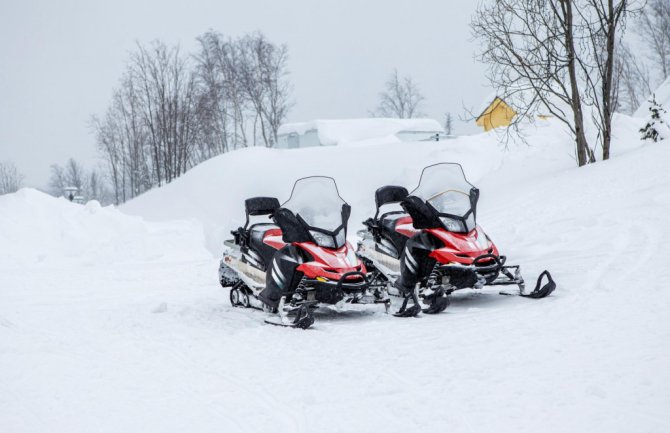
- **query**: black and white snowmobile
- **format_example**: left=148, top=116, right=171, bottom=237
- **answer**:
left=219, top=176, right=390, bottom=329
left=357, top=162, right=556, bottom=317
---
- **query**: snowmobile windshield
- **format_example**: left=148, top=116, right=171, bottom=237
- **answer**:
left=410, top=163, right=478, bottom=233
left=282, top=176, right=349, bottom=248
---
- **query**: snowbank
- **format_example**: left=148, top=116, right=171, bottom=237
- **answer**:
left=0, top=189, right=210, bottom=269
left=277, top=118, right=444, bottom=145
left=122, top=118, right=584, bottom=254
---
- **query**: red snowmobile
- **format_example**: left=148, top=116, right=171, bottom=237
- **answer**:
left=219, top=176, right=389, bottom=329
left=357, top=162, right=555, bottom=317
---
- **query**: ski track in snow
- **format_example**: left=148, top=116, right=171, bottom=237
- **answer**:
left=1, top=120, right=669, bottom=432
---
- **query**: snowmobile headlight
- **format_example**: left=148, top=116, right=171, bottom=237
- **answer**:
left=334, top=230, right=346, bottom=248
left=475, top=229, right=490, bottom=249
left=345, top=246, right=359, bottom=266
left=309, top=230, right=336, bottom=248
left=439, top=216, right=466, bottom=233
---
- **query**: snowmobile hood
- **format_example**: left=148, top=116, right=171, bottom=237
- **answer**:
left=428, top=225, right=498, bottom=264
left=296, top=241, right=363, bottom=279
left=298, top=241, right=358, bottom=268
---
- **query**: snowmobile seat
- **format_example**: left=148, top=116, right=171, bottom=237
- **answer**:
left=239, top=197, right=281, bottom=269
left=379, top=213, right=412, bottom=255
left=373, top=185, right=409, bottom=221
left=248, top=223, right=281, bottom=269
left=380, top=212, right=410, bottom=234
left=362, top=185, right=412, bottom=256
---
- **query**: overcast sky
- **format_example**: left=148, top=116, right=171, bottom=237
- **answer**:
left=0, top=0, right=491, bottom=187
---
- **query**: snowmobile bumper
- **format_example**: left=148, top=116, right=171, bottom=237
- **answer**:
left=435, top=254, right=556, bottom=298
left=431, top=254, right=522, bottom=289
left=301, top=271, right=390, bottom=309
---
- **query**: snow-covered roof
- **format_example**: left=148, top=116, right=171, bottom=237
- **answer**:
left=277, top=118, right=444, bottom=145
left=634, top=77, right=670, bottom=118
left=475, top=92, right=500, bottom=119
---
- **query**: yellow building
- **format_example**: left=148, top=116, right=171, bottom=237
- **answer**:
left=475, top=96, right=517, bottom=131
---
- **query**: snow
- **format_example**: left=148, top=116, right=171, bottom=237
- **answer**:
left=0, top=189, right=210, bottom=268
left=2, top=116, right=670, bottom=432
left=634, top=76, right=670, bottom=118
left=475, top=91, right=499, bottom=118
left=277, top=118, right=444, bottom=145
left=634, top=77, right=670, bottom=141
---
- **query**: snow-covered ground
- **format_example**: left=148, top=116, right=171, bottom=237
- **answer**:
left=1, top=117, right=669, bottom=432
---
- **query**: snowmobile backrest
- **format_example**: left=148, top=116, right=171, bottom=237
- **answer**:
left=401, top=195, right=442, bottom=229
left=374, top=185, right=409, bottom=220
left=244, top=197, right=280, bottom=229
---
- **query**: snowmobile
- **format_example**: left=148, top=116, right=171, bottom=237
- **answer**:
left=219, top=176, right=390, bottom=329
left=357, top=162, right=556, bottom=317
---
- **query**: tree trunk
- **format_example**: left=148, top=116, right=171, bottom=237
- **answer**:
left=601, top=0, right=617, bottom=161
left=564, top=0, right=592, bottom=166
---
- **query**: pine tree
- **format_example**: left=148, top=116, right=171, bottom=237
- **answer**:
left=640, top=95, right=667, bottom=142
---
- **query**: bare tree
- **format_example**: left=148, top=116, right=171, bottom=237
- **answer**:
left=129, top=41, right=198, bottom=185
left=373, top=69, right=425, bottom=118
left=87, top=169, right=111, bottom=203
left=92, top=32, right=294, bottom=204
left=637, top=0, right=670, bottom=81
left=259, top=39, right=293, bottom=146
left=236, top=33, right=292, bottom=146
left=194, top=31, right=234, bottom=157
left=66, top=158, right=86, bottom=192
left=49, top=158, right=87, bottom=197
left=472, top=0, right=595, bottom=166
left=48, top=164, right=67, bottom=196
left=0, top=161, right=24, bottom=195
left=616, top=43, right=652, bottom=113
left=472, top=0, right=634, bottom=165
left=577, top=0, right=634, bottom=160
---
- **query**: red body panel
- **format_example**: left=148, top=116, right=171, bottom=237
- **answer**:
left=392, top=216, right=499, bottom=266
left=296, top=241, right=364, bottom=280
left=262, top=228, right=285, bottom=250
left=395, top=216, right=419, bottom=238
left=427, top=226, right=498, bottom=265
left=262, top=229, right=363, bottom=281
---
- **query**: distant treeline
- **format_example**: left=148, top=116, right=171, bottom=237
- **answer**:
left=91, top=31, right=292, bottom=205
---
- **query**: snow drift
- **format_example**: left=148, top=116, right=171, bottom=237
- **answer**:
left=122, top=116, right=640, bottom=255
left=0, top=189, right=210, bottom=269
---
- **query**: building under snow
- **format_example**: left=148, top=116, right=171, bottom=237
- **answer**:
left=275, top=118, right=445, bottom=149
